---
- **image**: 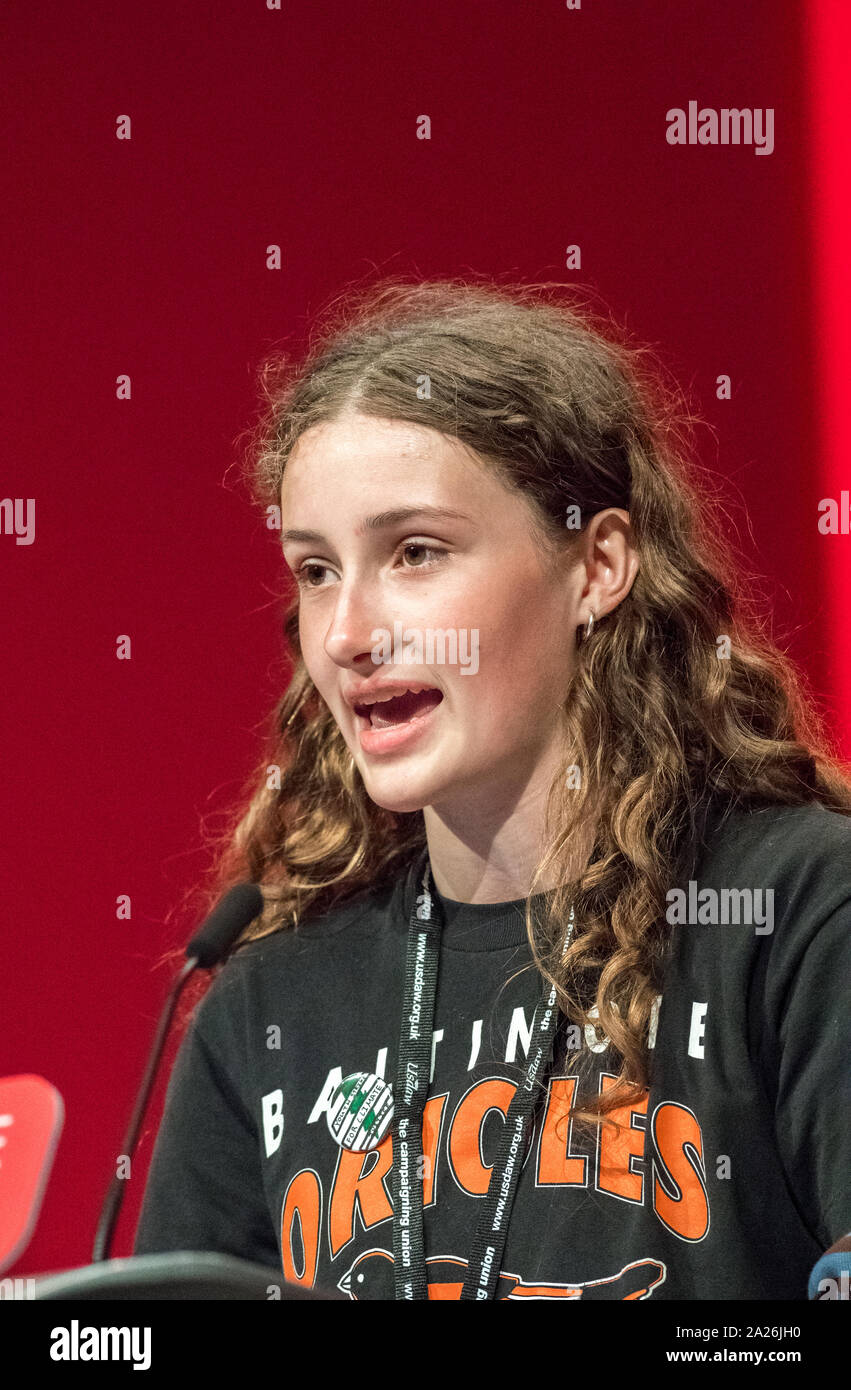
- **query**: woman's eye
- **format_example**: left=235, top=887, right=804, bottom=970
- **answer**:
left=294, top=543, right=445, bottom=587
left=296, top=562, right=331, bottom=588
left=399, top=542, right=444, bottom=568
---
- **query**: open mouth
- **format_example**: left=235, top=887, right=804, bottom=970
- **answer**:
left=354, top=687, right=443, bottom=729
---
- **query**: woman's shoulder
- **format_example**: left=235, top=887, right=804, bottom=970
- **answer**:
left=696, top=797, right=851, bottom=927
left=187, top=872, right=409, bottom=1042
left=703, top=798, right=851, bottom=864
left=215, top=870, right=408, bottom=975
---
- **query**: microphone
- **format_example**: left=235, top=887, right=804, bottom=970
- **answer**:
left=185, top=882, right=265, bottom=967
left=92, top=883, right=264, bottom=1263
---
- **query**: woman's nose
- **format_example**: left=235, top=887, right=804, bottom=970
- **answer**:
left=323, top=582, right=382, bottom=667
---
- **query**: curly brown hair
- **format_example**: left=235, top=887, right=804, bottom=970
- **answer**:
left=164, top=274, right=851, bottom=1138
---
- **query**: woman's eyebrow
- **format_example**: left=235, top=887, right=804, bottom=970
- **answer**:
left=280, top=506, right=474, bottom=546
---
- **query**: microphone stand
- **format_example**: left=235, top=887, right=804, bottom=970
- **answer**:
left=92, top=956, right=200, bottom=1263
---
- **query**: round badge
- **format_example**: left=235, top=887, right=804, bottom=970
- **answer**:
left=327, top=1071, right=394, bottom=1151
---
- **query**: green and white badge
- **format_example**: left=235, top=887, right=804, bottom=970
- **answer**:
left=327, top=1071, right=394, bottom=1151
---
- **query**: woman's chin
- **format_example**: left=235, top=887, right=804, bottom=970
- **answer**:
left=358, top=771, right=435, bottom=815
left=364, top=788, right=430, bottom=815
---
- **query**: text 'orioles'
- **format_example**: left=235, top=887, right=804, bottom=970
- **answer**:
left=278, top=1073, right=709, bottom=1285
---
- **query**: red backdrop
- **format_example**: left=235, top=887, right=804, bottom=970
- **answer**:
left=2, top=0, right=849, bottom=1278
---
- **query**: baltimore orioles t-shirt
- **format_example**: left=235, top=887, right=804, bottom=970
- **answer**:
left=134, top=800, right=851, bottom=1300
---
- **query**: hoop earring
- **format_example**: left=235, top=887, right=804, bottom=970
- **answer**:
left=585, top=609, right=595, bottom=641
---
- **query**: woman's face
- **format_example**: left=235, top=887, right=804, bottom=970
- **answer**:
left=279, top=409, right=584, bottom=817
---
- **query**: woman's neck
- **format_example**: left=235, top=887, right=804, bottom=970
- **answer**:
left=422, top=765, right=595, bottom=905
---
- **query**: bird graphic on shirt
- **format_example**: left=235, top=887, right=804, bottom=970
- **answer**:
left=336, top=1249, right=666, bottom=1300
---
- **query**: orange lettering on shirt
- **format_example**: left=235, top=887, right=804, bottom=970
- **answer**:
left=448, top=1078, right=516, bottom=1195
left=329, top=1138, right=394, bottom=1258
left=280, top=1168, right=321, bottom=1285
left=596, top=1074, right=647, bottom=1202
left=421, top=1093, right=447, bottom=1205
left=651, top=1101, right=709, bottom=1240
left=536, top=1076, right=587, bottom=1186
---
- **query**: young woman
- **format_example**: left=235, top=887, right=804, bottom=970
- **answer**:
left=134, top=278, right=851, bottom=1301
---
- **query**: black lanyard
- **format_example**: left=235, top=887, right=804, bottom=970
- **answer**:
left=390, top=849, right=574, bottom=1301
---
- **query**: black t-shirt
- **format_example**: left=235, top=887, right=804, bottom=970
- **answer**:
left=134, top=800, right=851, bottom=1299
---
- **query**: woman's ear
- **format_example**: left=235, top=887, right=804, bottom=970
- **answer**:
left=579, top=509, right=639, bottom=620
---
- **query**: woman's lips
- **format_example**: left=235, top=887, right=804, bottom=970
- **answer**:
left=356, top=688, right=443, bottom=727
left=353, top=688, right=444, bottom=754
